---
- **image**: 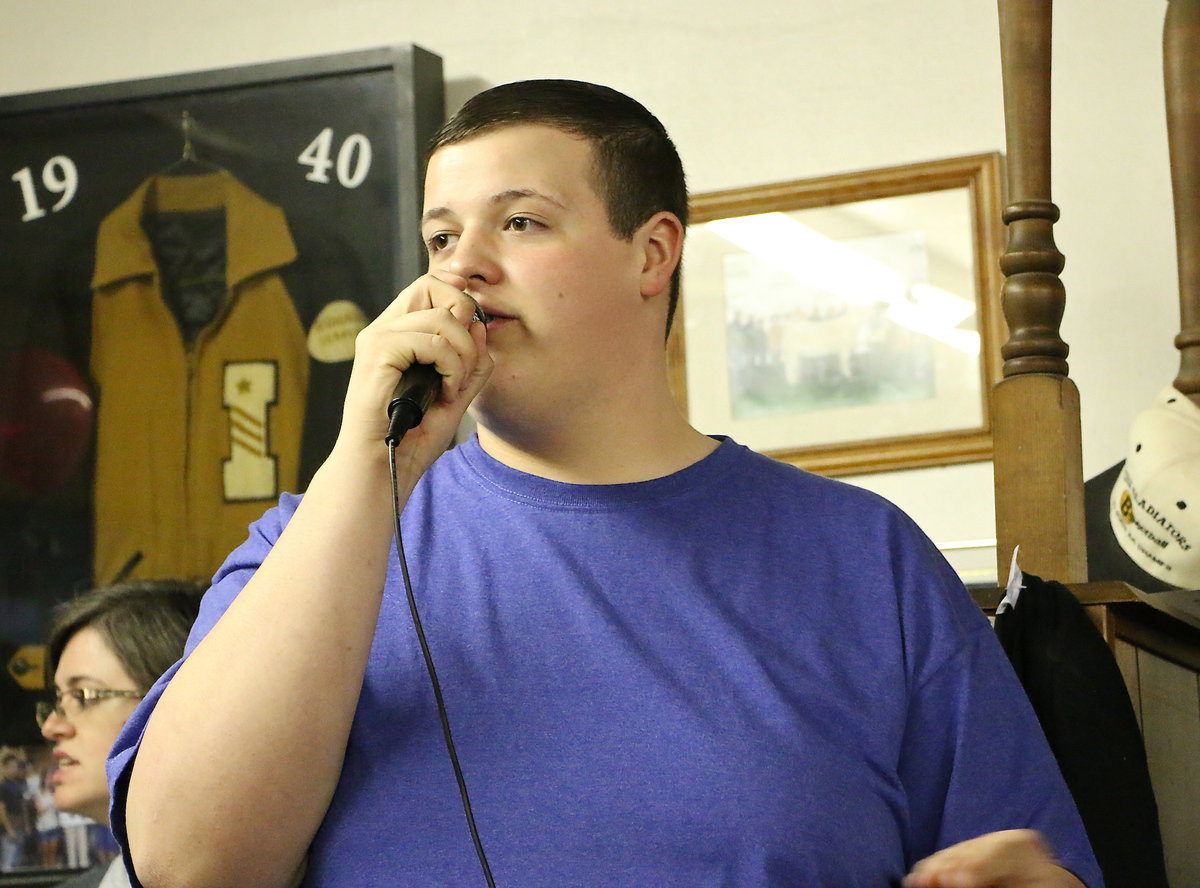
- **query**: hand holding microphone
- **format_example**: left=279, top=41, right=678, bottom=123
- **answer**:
left=386, top=300, right=490, bottom=444
left=335, top=271, right=490, bottom=468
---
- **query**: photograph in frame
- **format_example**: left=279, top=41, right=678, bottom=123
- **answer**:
left=670, top=153, right=1005, bottom=478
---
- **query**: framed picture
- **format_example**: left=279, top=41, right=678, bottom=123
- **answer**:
left=0, top=44, right=442, bottom=791
left=670, top=152, right=1005, bottom=477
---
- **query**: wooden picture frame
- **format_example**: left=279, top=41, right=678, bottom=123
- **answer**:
left=668, top=152, right=1005, bottom=477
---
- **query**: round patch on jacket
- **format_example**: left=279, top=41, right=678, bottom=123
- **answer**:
left=308, top=299, right=368, bottom=362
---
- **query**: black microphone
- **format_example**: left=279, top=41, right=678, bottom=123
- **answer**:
left=384, top=302, right=489, bottom=445
left=385, top=363, right=441, bottom=444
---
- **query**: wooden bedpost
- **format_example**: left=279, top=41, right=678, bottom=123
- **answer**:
left=1166, top=0, right=1200, bottom=403
left=992, top=0, right=1088, bottom=582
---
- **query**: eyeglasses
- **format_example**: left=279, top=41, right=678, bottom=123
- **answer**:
left=35, top=687, right=144, bottom=728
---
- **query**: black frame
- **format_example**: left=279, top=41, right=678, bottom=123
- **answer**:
left=0, top=46, right=443, bottom=884
left=0, top=45, right=443, bottom=297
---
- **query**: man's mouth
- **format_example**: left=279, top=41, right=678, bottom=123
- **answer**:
left=471, top=296, right=513, bottom=325
left=479, top=308, right=514, bottom=330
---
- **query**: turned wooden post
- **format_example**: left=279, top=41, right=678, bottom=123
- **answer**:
left=1166, top=0, right=1200, bottom=402
left=992, top=0, right=1088, bottom=582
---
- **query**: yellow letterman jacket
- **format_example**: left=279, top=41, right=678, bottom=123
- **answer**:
left=90, top=172, right=317, bottom=584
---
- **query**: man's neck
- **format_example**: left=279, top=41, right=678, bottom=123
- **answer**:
left=475, top=396, right=717, bottom=485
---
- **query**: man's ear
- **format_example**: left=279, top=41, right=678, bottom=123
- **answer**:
left=638, top=211, right=685, bottom=299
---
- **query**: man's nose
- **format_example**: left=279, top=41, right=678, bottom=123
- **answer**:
left=444, top=230, right=501, bottom=284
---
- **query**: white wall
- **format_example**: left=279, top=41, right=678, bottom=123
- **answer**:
left=0, top=0, right=1180, bottom=582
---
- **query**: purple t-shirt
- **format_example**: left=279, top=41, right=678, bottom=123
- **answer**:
left=110, top=436, right=1102, bottom=887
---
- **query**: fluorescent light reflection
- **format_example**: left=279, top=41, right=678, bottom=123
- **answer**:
left=705, top=212, right=979, bottom=355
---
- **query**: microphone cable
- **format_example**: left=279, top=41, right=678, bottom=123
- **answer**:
left=387, top=436, right=497, bottom=888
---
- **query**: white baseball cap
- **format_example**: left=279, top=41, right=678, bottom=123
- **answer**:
left=1110, top=386, right=1200, bottom=589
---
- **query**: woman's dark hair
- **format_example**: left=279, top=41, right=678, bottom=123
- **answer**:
left=45, top=579, right=204, bottom=693
left=430, top=80, right=688, bottom=333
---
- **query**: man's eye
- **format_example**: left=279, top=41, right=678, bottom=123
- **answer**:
left=426, top=232, right=456, bottom=253
left=506, top=216, right=540, bottom=233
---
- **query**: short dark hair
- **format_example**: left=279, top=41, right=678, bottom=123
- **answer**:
left=430, top=80, right=688, bottom=333
left=45, top=579, right=204, bottom=694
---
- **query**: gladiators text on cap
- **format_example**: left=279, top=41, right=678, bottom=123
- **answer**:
left=1109, top=386, right=1200, bottom=589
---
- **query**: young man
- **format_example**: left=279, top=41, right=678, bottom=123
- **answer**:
left=112, top=81, right=1101, bottom=888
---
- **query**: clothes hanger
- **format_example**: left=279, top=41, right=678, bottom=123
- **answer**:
left=159, top=111, right=222, bottom=177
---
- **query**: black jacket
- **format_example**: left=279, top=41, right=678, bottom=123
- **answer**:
left=994, top=571, right=1168, bottom=888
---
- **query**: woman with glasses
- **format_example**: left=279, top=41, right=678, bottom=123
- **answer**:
left=38, top=580, right=202, bottom=888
